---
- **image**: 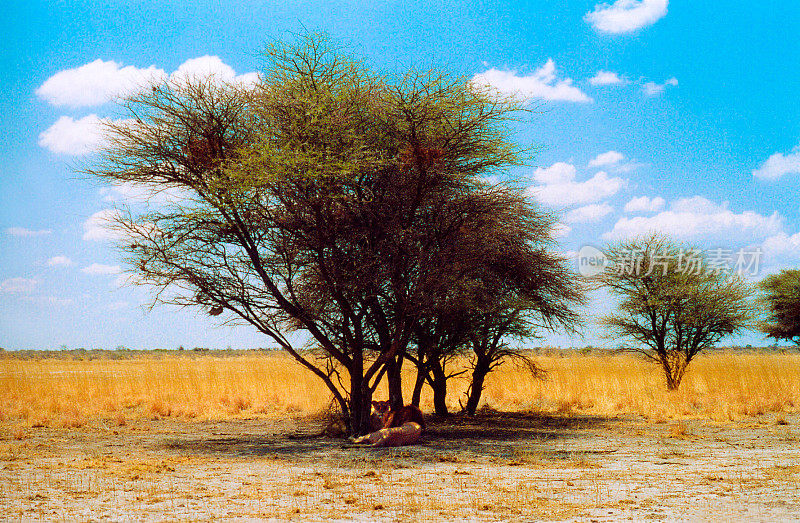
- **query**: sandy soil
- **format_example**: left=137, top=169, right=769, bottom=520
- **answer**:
left=2, top=411, right=800, bottom=521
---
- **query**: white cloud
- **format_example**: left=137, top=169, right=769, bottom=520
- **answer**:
left=82, top=263, right=122, bottom=275
left=235, top=72, right=261, bottom=88
left=761, top=231, right=800, bottom=263
left=589, top=150, right=625, bottom=167
left=170, top=56, right=260, bottom=87
left=171, top=56, right=236, bottom=83
left=643, top=77, right=678, bottom=96
left=551, top=223, right=572, bottom=238
left=472, top=60, right=591, bottom=103
left=604, top=196, right=783, bottom=241
left=668, top=196, right=726, bottom=214
left=623, top=195, right=665, bottom=213
left=36, top=59, right=167, bottom=107
left=533, top=162, right=577, bottom=184
left=564, top=203, right=614, bottom=223
left=0, top=277, right=38, bottom=294
left=39, top=115, right=112, bottom=155
left=37, top=57, right=260, bottom=109
left=589, top=70, right=626, bottom=86
left=531, top=169, right=625, bottom=207
left=82, top=209, right=123, bottom=242
left=47, top=256, right=72, bottom=267
left=6, top=227, right=52, bottom=237
left=585, top=0, right=669, bottom=34
left=753, top=145, right=800, bottom=181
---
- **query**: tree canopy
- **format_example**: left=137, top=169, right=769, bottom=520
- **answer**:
left=599, top=234, right=756, bottom=390
left=759, top=269, right=800, bottom=347
left=89, top=34, right=584, bottom=434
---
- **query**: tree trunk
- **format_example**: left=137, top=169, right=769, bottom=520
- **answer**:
left=386, top=355, right=404, bottom=409
left=411, top=363, right=426, bottom=407
left=349, top=352, right=374, bottom=436
left=665, top=375, right=679, bottom=391
left=429, top=358, right=448, bottom=415
left=661, top=358, right=684, bottom=391
left=464, top=357, right=490, bottom=415
left=410, top=344, right=430, bottom=407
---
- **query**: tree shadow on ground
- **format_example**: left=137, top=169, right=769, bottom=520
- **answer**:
left=161, top=410, right=613, bottom=468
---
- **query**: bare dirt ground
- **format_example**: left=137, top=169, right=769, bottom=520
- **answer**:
left=2, top=411, right=800, bottom=521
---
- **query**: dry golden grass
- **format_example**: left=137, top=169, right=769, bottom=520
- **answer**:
left=2, top=351, right=799, bottom=427
left=0, top=354, right=331, bottom=427
left=497, top=352, right=800, bottom=422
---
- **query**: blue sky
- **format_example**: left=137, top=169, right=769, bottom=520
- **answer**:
left=2, top=0, right=799, bottom=350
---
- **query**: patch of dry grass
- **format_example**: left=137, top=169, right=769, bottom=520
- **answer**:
left=485, top=352, right=800, bottom=421
left=0, top=354, right=331, bottom=427
left=1, top=351, right=799, bottom=426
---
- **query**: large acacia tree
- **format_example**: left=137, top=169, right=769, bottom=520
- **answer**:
left=90, top=34, right=581, bottom=434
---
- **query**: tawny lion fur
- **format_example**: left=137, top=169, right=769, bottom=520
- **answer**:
left=351, top=422, right=423, bottom=447
left=351, top=401, right=425, bottom=447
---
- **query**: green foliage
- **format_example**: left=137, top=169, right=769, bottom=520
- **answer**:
left=758, top=269, right=800, bottom=346
left=600, top=234, right=757, bottom=390
left=86, top=32, right=580, bottom=434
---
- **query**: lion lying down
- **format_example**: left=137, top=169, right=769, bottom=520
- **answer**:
left=350, top=401, right=425, bottom=447
left=350, top=422, right=423, bottom=447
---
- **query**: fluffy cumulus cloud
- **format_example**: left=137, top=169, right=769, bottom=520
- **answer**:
left=753, top=145, right=800, bottom=181
left=589, top=70, right=626, bottom=86
left=623, top=195, right=665, bottom=213
left=472, top=60, right=591, bottom=103
left=82, top=209, right=124, bottom=242
left=761, top=231, right=800, bottom=263
left=530, top=162, right=625, bottom=207
left=604, top=196, right=783, bottom=241
left=564, top=203, right=614, bottom=223
left=47, top=256, right=72, bottom=267
left=588, top=150, right=624, bottom=167
left=170, top=55, right=260, bottom=87
left=0, top=277, right=38, bottom=294
left=533, top=162, right=577, bottom=185
left=585, top=0, right=669, bottom=34
left=38, top=56, right=260, bottom=156
left=6, top=227, right=52, bottom=237
left=36, top=57, right=259, bottom=109
left=38, top=115, right=116, bottom=155
left=81, top=263, right=122, bottom=275
left=643, top=77, right=678, bottom=96
left=36, top=59, right=167, bottom=107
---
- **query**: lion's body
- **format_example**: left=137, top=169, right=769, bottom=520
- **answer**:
left=351, top=422, right=423, bottom=447
left=351, top=401, right=425, bottom=447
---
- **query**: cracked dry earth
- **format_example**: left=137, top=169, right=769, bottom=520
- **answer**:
left=2, top=412, right=800, bottom=521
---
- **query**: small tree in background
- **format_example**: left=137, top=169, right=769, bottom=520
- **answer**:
left=600, top=234, right=756, bottom=390
left=759, top=269, right=800, bottom=347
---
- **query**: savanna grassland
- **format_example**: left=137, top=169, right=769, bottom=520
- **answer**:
left=3, top=350, right=800, bottom=521
left=3, top=350, right=799, bottom=426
